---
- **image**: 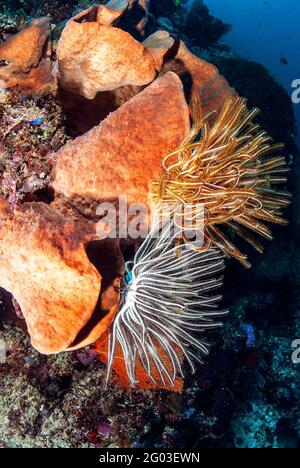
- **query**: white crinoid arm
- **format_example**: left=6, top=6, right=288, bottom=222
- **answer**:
left=106, top=218, right=227, bottom=388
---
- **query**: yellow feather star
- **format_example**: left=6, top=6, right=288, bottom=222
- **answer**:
left=151, top=96, right=291, bottom=268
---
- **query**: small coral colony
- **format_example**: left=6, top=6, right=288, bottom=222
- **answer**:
left=0, top=1, right=290, bottom=390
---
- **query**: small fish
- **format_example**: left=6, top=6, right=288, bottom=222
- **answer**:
left=280, top=57, right=288, bottom=66
left=29, top=118, right=43, bottom=126
left=242, top=323, right=256, bottom=349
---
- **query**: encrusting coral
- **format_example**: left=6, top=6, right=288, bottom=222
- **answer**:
left=151, top=96, right=290, bottom=268
left=0, top=89, right=67, bottom=205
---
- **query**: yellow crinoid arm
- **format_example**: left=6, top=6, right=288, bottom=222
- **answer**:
left=151, top=96, right=291, bottom=267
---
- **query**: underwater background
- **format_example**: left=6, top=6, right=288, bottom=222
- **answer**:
left=0, top=0, right=299, bottom=449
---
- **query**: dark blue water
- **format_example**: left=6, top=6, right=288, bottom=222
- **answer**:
left=200, top=0, right=300, bottom=147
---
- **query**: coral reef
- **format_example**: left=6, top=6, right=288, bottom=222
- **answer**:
left=0, top=324, right=185, bottom=448
left=0, top=12, right=20, bottom=43
left=0, top=0, right=298, bottom=450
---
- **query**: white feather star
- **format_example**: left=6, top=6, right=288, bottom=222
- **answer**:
left=106, top=219, right=227, bottom=387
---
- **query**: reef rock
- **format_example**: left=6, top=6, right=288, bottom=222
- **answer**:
left=52, top=72, right=190, bottom=209
left=56, top=4, right=156, bottom=99
left=0, top=18, right=52, bottom=92
left=0, top=200, right=102, bottom=354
